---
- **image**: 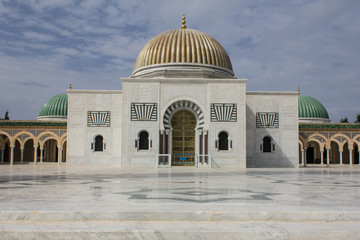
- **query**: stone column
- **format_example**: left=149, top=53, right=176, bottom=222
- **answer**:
left=349, top=148, right=353, bottom=167
left=33, top=146, right=38, bottom=165
left=326, top=149, right=330, bottom=166
left=40, top=148, right=44, bottom=163
left=159, top=130, right=164, bottom=154
left=300, top=150, right=304, bottom=166
left=10, top=145, right=14, bottom=165
left=339, top=150, right=343, bottom=165
left=320, top=150, right=324, bottom=165
left=20, top=149, right=24, bottom=163
left=198, top=130, right=203, bottom=165
left=58, top=147, right=63, bottom=166
left=203, top=131, right=206, bottom=163
left=303, top=148, right=307, bottom=167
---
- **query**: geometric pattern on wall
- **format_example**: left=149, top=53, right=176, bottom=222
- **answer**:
left=87, top=111, right=111, bottom=127
left=210, top=103, right=237, bottom=122
left=131, top=103, right=157, bottom=121
left=256, top=112, right=279, bottom=128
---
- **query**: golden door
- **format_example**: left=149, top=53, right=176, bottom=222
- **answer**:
left=171, top=110, right=197, bottom=165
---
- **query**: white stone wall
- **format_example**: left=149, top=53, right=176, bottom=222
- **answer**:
left=67, top=90, right=123, bottom=165
left=246, top=92, right=299, bottom=168
left=208, top=82, right=247, bottom=168
left=121, top=81, right=160, bottom=167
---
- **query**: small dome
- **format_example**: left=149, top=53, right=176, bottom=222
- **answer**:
left=299, top=95, right=330, bottom=123
left=38, top=93, right=67, bottom=121
left=132, top=28, right=234, bottom=78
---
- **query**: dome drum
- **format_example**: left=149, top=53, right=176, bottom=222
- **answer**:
left=131, top=63, right=236, bottom=79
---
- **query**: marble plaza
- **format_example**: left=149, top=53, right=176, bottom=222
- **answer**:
left=0, top=165, right=359, bottom=239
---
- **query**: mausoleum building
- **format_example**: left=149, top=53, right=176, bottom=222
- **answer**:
left=0, top=18, right=359, bottom=167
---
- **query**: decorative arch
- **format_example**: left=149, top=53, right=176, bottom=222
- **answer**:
left=13, top=130, right=35, bottom=140
left=14, top=131, right=35, bottom=149
left=352, top=134, right=360, bottom=142
left=307, top=133, right=327, bottom=150
left=353, top=134, right=360, bottom=147
left=60, top=134, right=67, bottom=146
left=0, top=130, right=14, bottom=146
left=36, top=131, right=61, bottom=148
left=37, top=131, right=59, bottom=140
left=307, top=133, right=327, bottom=143
left=39, top=136, right=58, bottom=149
left=163, top=100, right=204, bottom=130
left=330, top=133, right=351, bottom=151
left=307, top=138, right=325, bottom=151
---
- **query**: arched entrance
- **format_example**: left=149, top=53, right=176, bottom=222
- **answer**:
left=330, top=141, right=340, bottom=164
left=171, top=109, right=197, bottom=166
left=342, top=142, right=350, bottom=164
left=23, top=139, right=34, bottom=163
left=43, top=139, right=58, bottom=163
left=306, top=141, right=321, bottom=164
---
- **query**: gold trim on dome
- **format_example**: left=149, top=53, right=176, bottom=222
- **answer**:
left=133, top=28, right=233, bottom=72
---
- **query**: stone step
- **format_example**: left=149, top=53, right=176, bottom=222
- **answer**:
left=1, top=210, right=360, bottom=222
left=1, top=221, right=359, bottom=240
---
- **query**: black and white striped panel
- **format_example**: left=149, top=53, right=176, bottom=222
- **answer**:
left=131, top=103, right=157, bottom=121
left=210, top=103, right=237, bottom=122
left=87, top=111, right=111, bottom=127
left=163, top=100, right=204, bottom=130
left=256, top=112, right=279, bottom=128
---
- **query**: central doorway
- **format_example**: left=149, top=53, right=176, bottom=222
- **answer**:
left=171, top=109, right=197, bottom=166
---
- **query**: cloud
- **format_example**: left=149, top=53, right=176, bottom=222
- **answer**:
left=23, top=31, right=56, bottom=42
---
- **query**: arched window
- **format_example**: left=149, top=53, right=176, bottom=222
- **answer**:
left=95, top=135, right=103, bottom=152
left=218, top=131, right=229, bottom=151
left=138, top=131, right=149, bottom=150
left=262, top=136, right=273, bottom=153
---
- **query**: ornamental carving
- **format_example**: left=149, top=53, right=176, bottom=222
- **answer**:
left=256, top=112, right=279, bottom=128
left=131, top=103, right=157, bottom=121
left=211, top=103, right=237, bottom=122
left=87, top=111, right=111, bottom=127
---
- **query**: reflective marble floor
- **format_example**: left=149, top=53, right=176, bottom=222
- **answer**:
left=0, top=165, right=360, bottom=239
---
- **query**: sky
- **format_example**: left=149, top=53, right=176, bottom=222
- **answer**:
left=0, top=0, right=359, bottom=122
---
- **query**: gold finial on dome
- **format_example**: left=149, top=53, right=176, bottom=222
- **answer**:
left=69, top=83, right=72, bottom=90
left=297, top=85, right=300, bottom=94
left=181, top=14, right=186, bottom=29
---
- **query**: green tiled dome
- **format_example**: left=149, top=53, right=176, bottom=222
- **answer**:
left=39, top=93, right=67, bottom=117
left=299, top=95, right=329, bottom=120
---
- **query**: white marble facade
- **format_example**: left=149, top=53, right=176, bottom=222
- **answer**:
left=67, top=80, right=298, bottom=168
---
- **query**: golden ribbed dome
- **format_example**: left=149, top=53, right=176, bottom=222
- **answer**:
left=133, top=28, right=233, bottom=73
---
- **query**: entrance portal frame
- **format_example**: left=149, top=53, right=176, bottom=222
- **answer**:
left=161, top=100, right=207, bottom=165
